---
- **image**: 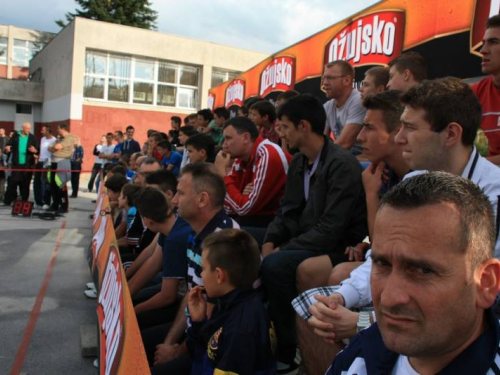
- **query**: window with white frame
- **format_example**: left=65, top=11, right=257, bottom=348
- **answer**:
left=0, top=37, right=7, bottom=65
left=84, top=50, right=200, bottom=109
left=13, top=39, right=44, bottom=67
left=211, top=68, right=240, bottom=88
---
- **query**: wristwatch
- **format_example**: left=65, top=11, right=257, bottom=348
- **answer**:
left=356, top=311, right=371, bottom=333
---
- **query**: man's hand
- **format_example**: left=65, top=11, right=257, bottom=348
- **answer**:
left=362, top=162, right=386, bottom=196
left=187, top=286, right=207, bottom=322
left=154, top=343, right=179, bottom=365
left=344, top=242, right=370, bottom=262
left=214, top=150, right=232, bottom=177
left=307, top=294, right=358, bottom=343
left=4, top=146, right=11, bottom=153
left=28, top=145, right=37, bottom=153
left=262, top=242, right=277, bottom=258
left=243, top=183, right=254, bottom=196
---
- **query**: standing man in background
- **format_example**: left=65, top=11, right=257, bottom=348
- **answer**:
left=34, top=125, right=56, bottom=208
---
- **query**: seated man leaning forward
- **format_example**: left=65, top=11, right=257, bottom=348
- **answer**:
left=215, top=116, right=290, bottom=228
left=328, top=172, right=500, bottom=374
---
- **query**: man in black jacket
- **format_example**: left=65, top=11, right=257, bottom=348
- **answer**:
left=261, top=95, right=367, bottom=372
left=4, top=122, right=37, bottom=204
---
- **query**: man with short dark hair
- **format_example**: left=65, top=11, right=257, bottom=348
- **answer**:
left=34, top=125, right=55, bottom=208
left=214, top=116, right=290, bottom=228
left=359, top=66, right=389, bottom=101
left=177, top=126, right=198, bottom=168
left=276, top=90, right=300, bottom=108
left=261, top=94, right=367, bottom=371
left=121, top=125, right=141, bottom=157
left=387, top=51, right=427, bottom=92
left=322, top=61, right=366, bottom=155
left=169, top=117, right=181, bottom=146
left=250, top=100, right=280, bottom=144
left=47, top=123, right=74, bottom=213
left=157, top=140, right=182, bottom=177
left=471, top=14, right=500, bottom=165
left=142, top=163, right=239, bottom=374
left=327, top=172, right=500, bottom=374
left=98, top=132, right=116, bottom=166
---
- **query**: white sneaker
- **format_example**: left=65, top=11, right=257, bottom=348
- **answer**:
left=86, top=282, right=95, bottom=290
left=42, top=204, right=50, bottom=210
left=84, top=289, right=97, bottom=299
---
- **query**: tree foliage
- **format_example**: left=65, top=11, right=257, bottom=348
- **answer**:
left=56, top=0, right=158, bottom=30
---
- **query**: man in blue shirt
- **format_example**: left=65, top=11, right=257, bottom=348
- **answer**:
left=157, top=140, right=182, bottom=177
left=328, top=173, right=500, bottom=375
left=121, top=125, right=142, bottom=157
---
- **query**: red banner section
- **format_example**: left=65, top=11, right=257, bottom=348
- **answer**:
left=209, top=0, right=483, bottom=108
left=90, top=191, right=150, bottom=375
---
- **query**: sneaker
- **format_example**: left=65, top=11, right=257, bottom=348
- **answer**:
left=86, top=282, right=96, bottom=290
left=84, top=289, right=97, bottom=299
left=93, top=359, right=98, bottom=368
left=43, top=204, right=50, bottom=210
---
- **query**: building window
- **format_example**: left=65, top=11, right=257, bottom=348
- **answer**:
left=0, top=37, right=7, bottom=65
left=84, top=50, right=200, bottom=109
left=13, top=39, right=44, bottom=67
left=16, top=104, right=32, bottom=114
left=211, top=68, right=240, bottom=88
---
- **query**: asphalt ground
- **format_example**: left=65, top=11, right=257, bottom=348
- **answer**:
left=0, top=174, right=98, bottom=375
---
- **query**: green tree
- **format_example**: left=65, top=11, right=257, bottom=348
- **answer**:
left=56, top=0, right=158, bottom=30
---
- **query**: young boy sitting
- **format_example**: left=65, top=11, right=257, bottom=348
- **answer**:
left=156, top=140, right=183, bottom=177
left=118, top=183, right=142, bottom=232
left=184, top=133, right=216, bottom=164
left=187, top=229, right=277, bottom=374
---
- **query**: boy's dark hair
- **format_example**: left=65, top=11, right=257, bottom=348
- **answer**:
left=58, top=123, right=69, bottom=131
left=119, top=154, right=131, bottom=166
left=184, top=116, right=190, bottom=125
left=145, top=169, right=178, bottom=194
left=277, top=90, right=300, bottom=102
left=214, top=107, right=230, bottom=120
left=106, top=132, right=114, bottom=137
left=400, top=77, right=481, bottom=146
left=135, top=187, right=174, bottom=223
left=111, top=164, right=127, bottom=176
left=250, top=100, right=277, bottom=123
left=363, top=90, right=404, bottom=132
left=105, top=174, right=128, bottom=193
left=159, top=132, right=168, bottom=141
left=103, top=163, right=115, bottom=173
left=486, top=14, right=500, bottom=28
left=277, top=94, right=326, bottom=135
left=179, top=125, right=197, bottom=137
left=388, top=51, right=427, bottom=82
left=171, top=116, right=181, bottom=126
left=203, top=229, right=261, bottom=288
left=197, top=109, right=214, bottom=122
left=42, top=125, right=52, bottom=134
left=126, top=125, right=134, bottom=132
left=223, top=116, right=259, bottom=141
left=238, top=106, right=249, bottom=116
left=149, top=132, right=162, bottom=142
left=185, top=133, right=216, bottom=161
left=180, top=163, right=226, bottom=207
left=115, top=130, right=124, bottom=138
left=244, top=97, right=263, bottom=111
left=121, top=184, right=141, bottom=207
left=365, top=66, right=390, bottom=88
left=147, top=129, right=157, bottom=137
left=157, top=139, right=172, bottom=151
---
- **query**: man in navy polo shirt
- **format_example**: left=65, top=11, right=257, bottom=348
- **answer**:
left=328, top=172, right=500, bottom=374
left=142, top=163, right=238, bottom=374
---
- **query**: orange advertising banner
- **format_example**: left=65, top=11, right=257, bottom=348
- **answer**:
left=209, top=0, right=495, bottom=110
left=90, top=193, right=150, bottom=375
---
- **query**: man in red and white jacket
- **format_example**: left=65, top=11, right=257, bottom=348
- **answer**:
left=215, top=116, right=291, bottom=229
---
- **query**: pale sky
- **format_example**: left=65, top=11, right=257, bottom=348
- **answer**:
left=0, top=0, right=380, bottom=54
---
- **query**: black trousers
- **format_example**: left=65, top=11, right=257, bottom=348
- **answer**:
left=87, top=163, right=102, bottom=192
left=70, top=161, right=81, bottom=197
left=4, top=166, right=32, bottom=204
left=33, top=161, right=51, bottom=206
left=50, top=163, right=69, bottom=211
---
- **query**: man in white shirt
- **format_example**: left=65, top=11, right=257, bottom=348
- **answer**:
left=99, top=132, right=116, bottom=166
left=34, top=125, right=56, bottom=208
left=322, top=60, right=366, bottom=156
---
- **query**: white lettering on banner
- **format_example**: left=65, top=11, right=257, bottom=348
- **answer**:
left=225, top=80, right=245, bottom=107
left=259, top=57, right=294, bottom=96
left=98, top=250, right=123, bottom=375
left=329, top=16, right=396, bottom=63
left=92, top=214, right=107, bottom=262
left=324, top=11, right=405, bottom=67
